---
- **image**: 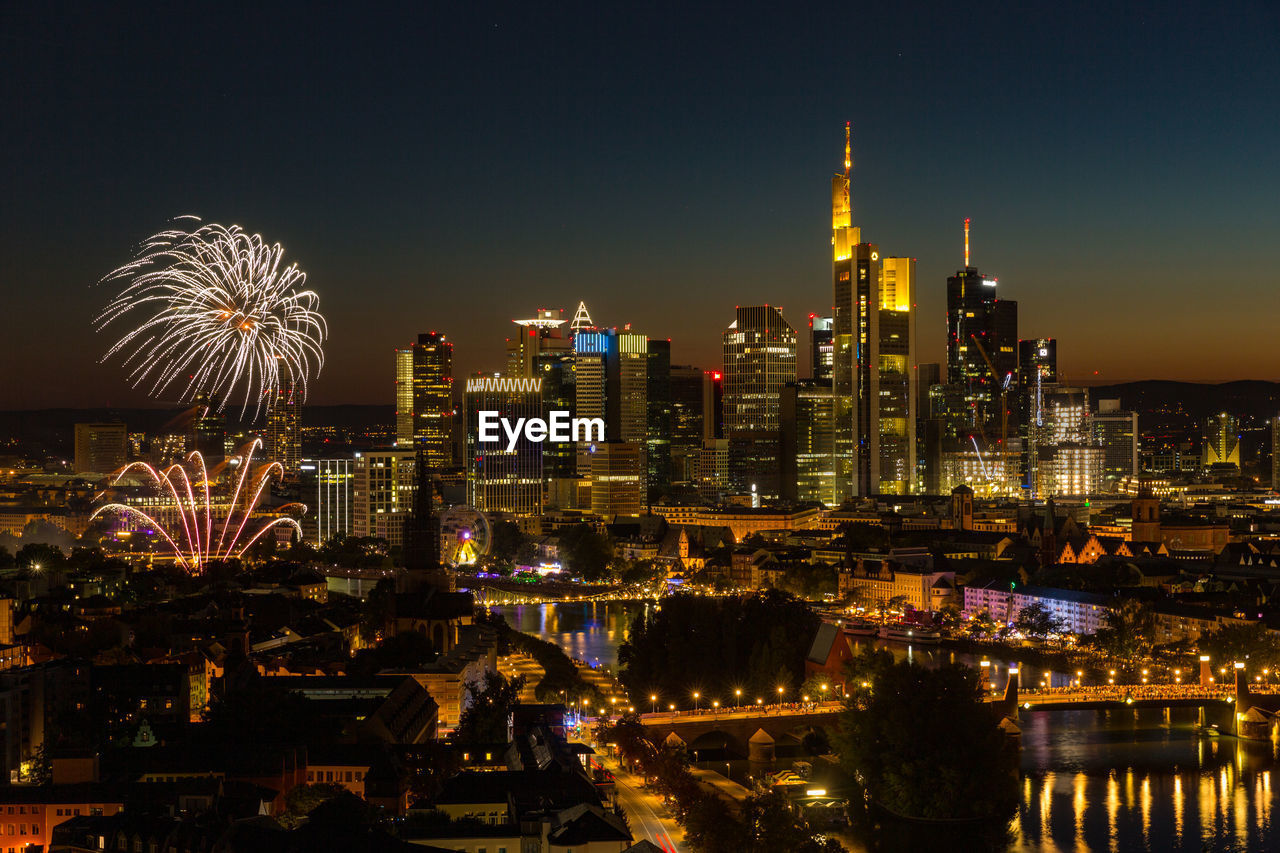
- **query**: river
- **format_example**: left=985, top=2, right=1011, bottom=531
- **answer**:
left=491, top=600, right=1280, bottom=852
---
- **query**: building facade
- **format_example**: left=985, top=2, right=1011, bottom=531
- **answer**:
left=589, top=440, right=643, bottom=518
left=73, top=423, right=127, bottom=475
left=264, top=381, right=301, bottom=477
left=302, top=458, right=353, bottom=545
left=352, top=448, right=417, bottom=548
left=781, top=380, right=836, bottom=505
left=411, top=332, right=454, bottom=467
left=722, top=305, right=797, bottom=434
left=464, top=376, right=544, bottom=516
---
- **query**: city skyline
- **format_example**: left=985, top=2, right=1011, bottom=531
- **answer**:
left=5, top=2, right=1280, bottom=410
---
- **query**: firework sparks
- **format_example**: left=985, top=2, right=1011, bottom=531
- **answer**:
left=90, top=439, right=304, bottom=573
left=96, top=217, right=326, bottom=419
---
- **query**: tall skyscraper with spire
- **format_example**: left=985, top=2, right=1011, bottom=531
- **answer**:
left=831, top=123, right=918, bottom=499
left=945, top=220, right=1017, bottom=435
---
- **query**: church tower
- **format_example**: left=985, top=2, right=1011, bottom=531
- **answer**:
left=1131, top=483, right=1161, bottom=543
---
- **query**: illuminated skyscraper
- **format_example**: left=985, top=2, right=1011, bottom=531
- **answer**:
left=1019, top=338, right=1057, bottom=387
left=809, top=315, right=834, bottom=381
left=410, top=332, right=453, bottom=467
left=464, top=375, right=544, bottom=516
left=1202, top=413, right=1241, bottom=470
left=946, top=220, right=1017, bottom=434
left=264, top=380, right=301, bottom=477
left=395, top=346, right=414, bottom=446
left=352, top=448, right=417, bottom=548
left=574, top=328, right=648, bottom=478
left=301, top=457, right=353, bottom=545
left=590, top=441, right=643, bottom=518
left=830, top=125, right=917, bottom=498
left=1092, top=399, right=1139, bottom=485
left=74, top=422, right=127, bottom=475
left=1037, top=444, right=1104, bottom=497
left=191, top=394, right=226, bottom=464
left=781, top=380, right=836, bottom=504
left=723, top=305, right=795, bottom=501
left=646, top=339, right=673, bottom=496
left=506, top=309, right=576, bottom=505
left=506, top=308, right=572, bottom=376
left=1028, top=385, right=1091, bottom=498
left=722, top=305, right=797, bottom=433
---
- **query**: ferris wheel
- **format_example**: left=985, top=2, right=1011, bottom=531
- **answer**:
left=439, top=506, right=491, bottom=566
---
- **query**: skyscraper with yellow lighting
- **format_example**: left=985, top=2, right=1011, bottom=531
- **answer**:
left=831, top=123, right=917, bottom=498
left=404, top=332, right=454, bottom=468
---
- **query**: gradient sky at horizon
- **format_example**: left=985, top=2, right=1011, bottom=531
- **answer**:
left=3, top=1, right=1279, bottom=410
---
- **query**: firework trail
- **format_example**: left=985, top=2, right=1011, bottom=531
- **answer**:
left=90, top=438, right=304, bottom=573
left=96, top=217, right=326, bottom=419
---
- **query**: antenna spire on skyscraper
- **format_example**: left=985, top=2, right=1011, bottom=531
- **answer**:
left=964, top=217, right=971, bottom=267
left=570, top=301, right=594, bottom=334
left=844, top=121, right=851, bottom=179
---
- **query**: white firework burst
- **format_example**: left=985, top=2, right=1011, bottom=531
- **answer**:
left=96, top=217, right=327, bottom=419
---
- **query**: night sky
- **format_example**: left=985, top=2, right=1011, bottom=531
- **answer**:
left=3, top=2, right=1279, bottom=410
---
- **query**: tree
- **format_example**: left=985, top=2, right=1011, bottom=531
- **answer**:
left=874, top=594, right=908, bottom=624
left=617, top=590, right=819, bottom=710
left=280, top=782, right=350, bottom=829
left=968, top=610, right=998, bottom=639
left=801, top=727, right=831, bottom=756
left=835, top=660, right=1018, bottom=821
left=1014, top=602, right=1065, bottom=640
left=1093, top=598, right=1154, bottom=660
left=15, top=541, right=66, bottom=572
left=559, top=524, right=613, bottom=580
left=360, top=577, right=396, bottom=641
left=1199, top=622, right=1280, bottom=671
left=489, top=520, right=525, bottom=563
left=934, top=604, right=963, bottom=630
left=743, top=790, right=816, bottom=851
left=453, top=671, right=526, bottom=743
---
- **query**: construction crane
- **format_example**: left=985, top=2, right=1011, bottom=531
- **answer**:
left=968, top=332, right=1012, bottom=459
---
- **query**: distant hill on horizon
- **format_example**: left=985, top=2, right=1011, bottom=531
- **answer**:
left=0, top=404, right=396, bottom=457
left=1089, top=379, right=1280, bottom=422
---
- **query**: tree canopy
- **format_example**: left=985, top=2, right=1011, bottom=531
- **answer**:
left=836, top=660, right=1018, bottom=821
left=617, top=589, right=819, bottom=708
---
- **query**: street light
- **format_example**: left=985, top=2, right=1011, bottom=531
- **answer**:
left=693, top=691, right=701, bottom=712
left=735, top=688, right=742, bottom=707
left=650, top=694, right=658, bottom=714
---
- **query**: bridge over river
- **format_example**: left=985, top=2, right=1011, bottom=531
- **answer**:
left=586, top=664, right=1280, bottom=752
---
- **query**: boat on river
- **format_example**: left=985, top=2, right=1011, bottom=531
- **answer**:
left=878, top=623, right=942, bottom=644
left=841, top=618, right=879, bottom=637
